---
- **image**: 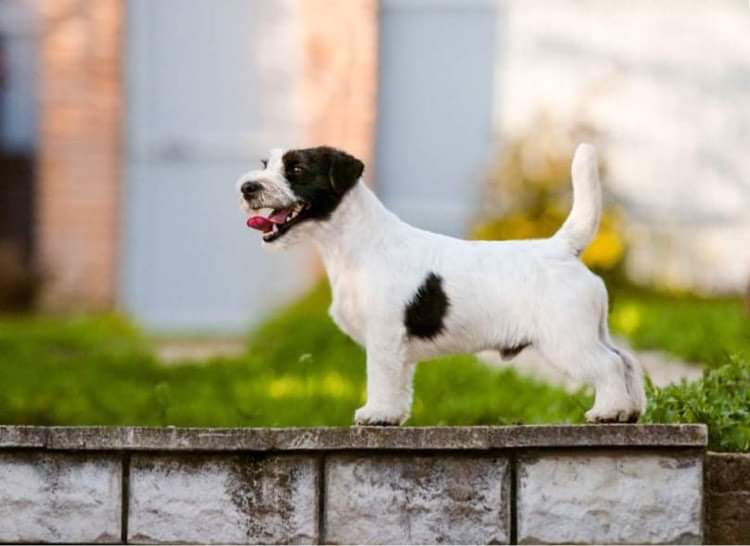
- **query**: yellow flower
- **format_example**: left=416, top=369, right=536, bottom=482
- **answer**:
left=582, top=229, right=625, bottom=270
left=612, top=304, right=642, bottom=335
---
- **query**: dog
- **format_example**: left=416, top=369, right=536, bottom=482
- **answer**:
left=236, top=144, right=646, bottom=425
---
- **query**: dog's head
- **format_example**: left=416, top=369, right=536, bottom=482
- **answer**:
left=236, top=146, right=364, bottom=246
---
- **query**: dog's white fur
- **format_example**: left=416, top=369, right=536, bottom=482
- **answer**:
left=237, top=144, right=646, bottom=425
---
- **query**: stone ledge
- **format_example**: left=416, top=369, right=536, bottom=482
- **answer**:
left=0, top=424, right=708, bottom=451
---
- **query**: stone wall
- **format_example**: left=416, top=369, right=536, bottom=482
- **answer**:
left=705, top=452, right=750, bottom=545
left=0, top=425, right=711, bottom=545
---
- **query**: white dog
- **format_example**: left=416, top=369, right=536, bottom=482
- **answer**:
left=236, top=144, right=646, bottom=425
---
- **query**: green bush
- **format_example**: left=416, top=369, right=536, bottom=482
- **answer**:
left=643, top=355, right=750, bottom=452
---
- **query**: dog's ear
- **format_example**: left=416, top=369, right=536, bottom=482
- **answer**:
left=328, top=149, right=364, bottom=194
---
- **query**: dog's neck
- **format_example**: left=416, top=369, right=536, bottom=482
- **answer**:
left=312, top=182, right=398, bottom=277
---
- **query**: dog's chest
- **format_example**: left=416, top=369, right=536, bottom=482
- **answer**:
left=328, top=282, right=367, bottom=345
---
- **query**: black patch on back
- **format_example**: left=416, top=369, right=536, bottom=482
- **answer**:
left=404, top=273, right=450, bottom=340
left=282, top=146, right=364, bottom=222
left=500, top=342, right=531, bottom=360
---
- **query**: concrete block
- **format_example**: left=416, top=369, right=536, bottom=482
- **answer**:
left=517, top=451, right=703, bottom=544
left=128, top=454, right=318, bottom=544
left=325, top=454, right=509, bottom=544
left=0, top=452, right=121, bottom=543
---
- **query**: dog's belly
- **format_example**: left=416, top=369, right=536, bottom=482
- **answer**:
left=406, top=332, right=504, bottom=362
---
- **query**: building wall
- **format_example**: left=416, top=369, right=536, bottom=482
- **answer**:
left=35, top=0, right=377, bottom=327
left=300, top=0, right=378, bottom=175
left=0, top=0, right=37, bottom=153
left=496, top=0, right=750, bottom=292
left=121, top=0, right=309, bottom=331
left=375, top=0, right=498, bottom=236
left=36, top=0, right=122, bottom=309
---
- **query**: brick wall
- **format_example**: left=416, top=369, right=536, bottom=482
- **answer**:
left=36, top=0, right=122, bottom=309
left=300, top=0, right=378, bottom=180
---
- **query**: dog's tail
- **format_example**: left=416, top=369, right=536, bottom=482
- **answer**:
left=552, top=143, right=602, bottom=256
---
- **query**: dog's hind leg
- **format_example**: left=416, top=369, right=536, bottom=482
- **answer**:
left=602, top=343, right=646, bottom=422
left=584, top=342, right=644, bottom=423
left=598, top=312, right=647, bottom=421
left=537, top=333, right=639, bottom=423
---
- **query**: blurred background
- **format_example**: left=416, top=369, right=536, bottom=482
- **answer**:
left=1, top=0, right=748, bottom=444
left=3, top=0, right=749, bottom=329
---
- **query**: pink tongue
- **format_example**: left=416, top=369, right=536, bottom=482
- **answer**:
left=246, top=208, right=293, bottom=233
left=247, top=216, right=274, bottom=232
left=269, top=209, right=291, bottom=224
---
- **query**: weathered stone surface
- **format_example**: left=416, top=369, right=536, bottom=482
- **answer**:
left=706, top=452, right=750, bottom=544
left=128, top=454, right=318, bottom=544
left=518, top=450, right=703, bottom=544
left=0, top=425, right=47, bottom=447
left=0, top=452, right=121, bottom=543
left=325, top=454, right=509, bottom=544
left=0, top=424, right=708, bottom=451
left=0, top=426, right=714, bottom=544
left=488, top=423, right=707, bottom=449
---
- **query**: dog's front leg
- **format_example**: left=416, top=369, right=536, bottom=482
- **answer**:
left=354, top=346, right=414, bottom=426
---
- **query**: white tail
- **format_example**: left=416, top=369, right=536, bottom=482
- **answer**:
left=553, top=143, right=602, bottom=255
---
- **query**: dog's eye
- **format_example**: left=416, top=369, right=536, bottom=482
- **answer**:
left=292, top=165, right=304, bottom=175
left=260, top=159, right=268, bottom=169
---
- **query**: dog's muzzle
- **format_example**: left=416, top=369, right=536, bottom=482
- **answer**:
left=242, top=184, right=311, bottom=243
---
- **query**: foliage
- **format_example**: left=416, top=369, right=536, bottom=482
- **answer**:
left=643, top=355, right=750, bottom=452
left=610, top=287, right=750, bottom=368
left=472, top=118, right=628, bottom=279
left=470, top=118, right=628, bottom=285
left=0, top=286, right=589, bottom=427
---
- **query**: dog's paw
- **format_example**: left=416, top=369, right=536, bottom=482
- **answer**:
left=585, top=406, right=639, bottom=424
left=354, top=405, right=407, bottom=426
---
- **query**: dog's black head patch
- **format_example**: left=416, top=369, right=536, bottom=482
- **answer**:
left=282, top=146, right=364, bottom=222
left=404, top=272, right=450, bottom=340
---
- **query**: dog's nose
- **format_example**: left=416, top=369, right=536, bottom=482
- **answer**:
left=241, top=181, right=262, bottom=197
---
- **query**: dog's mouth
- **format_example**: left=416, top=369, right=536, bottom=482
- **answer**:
left=246, top=201, right=310, bottom=242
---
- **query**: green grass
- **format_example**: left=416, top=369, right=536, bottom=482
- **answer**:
left=2, top=282, right=748, bottom=451
left=610, top=288, right=750, bottom=368
left=0, top=285, right=589, bottom=427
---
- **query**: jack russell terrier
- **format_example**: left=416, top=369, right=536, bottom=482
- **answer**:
left=236, top=144, right=646, bottom=425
